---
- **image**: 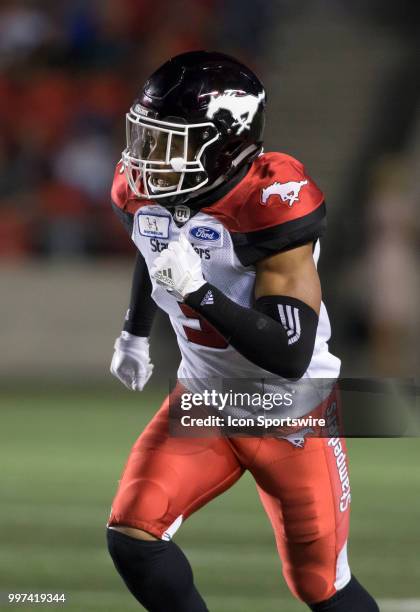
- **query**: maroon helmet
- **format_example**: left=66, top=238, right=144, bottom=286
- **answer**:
left=122, top=50, right=266, bottom=206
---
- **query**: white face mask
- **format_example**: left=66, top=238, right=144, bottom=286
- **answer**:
left=122, top=105, right=219, bottom=199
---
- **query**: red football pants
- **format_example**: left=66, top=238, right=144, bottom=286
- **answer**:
left=108, top=384, right=351, bottom=604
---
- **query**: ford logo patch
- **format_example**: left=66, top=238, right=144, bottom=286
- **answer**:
left=189, top=226, right=221, bottom=242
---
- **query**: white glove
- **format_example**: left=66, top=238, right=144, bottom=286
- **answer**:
left=110, top=331, right=154, bottom=391
left=150, top=233, right=206, bottom=301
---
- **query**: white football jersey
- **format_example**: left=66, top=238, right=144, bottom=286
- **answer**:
left=112, top=152, right=341, bottom=414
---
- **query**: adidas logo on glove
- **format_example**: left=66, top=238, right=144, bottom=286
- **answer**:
left=153, top=268, right=175, bottom=289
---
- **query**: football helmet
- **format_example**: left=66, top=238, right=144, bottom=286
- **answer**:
left=122, top=50, right=266, bottom=205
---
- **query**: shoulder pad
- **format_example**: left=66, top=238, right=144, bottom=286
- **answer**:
left=202, top=152, right=326, bottom=265
left=208, top=152, right=324, bottom=232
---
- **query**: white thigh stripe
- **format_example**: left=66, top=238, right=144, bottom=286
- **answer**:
left=278, top=304, right=301, bottom=345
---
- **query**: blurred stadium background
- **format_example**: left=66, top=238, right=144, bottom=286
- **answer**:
left=0, top=0, right=419, bottom=610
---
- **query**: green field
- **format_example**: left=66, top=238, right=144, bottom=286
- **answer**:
left=1, top=386, right=419, bottom=612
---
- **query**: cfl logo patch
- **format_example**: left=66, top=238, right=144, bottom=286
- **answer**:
left=278, top=305, right=301, bottom=345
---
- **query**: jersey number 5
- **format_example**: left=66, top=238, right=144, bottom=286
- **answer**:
left=179, top=304, right=228, bottom=349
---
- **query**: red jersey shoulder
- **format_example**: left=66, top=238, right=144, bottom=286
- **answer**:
left=111, top=161, right=148, bottom=214
left=203, top=152, right=325, bottom=233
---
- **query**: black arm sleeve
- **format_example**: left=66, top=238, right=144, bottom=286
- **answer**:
left=122, top=251, right=158, bottom=337
left=185, top=284, right=318, bottom=379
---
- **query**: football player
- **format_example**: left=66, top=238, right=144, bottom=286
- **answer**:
left=106, top=51, right=379, bottom=612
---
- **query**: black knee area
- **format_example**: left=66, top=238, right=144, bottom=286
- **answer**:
left=106, top=528, right=208, bottom=612
left=308, top=575, right=380, bottom=611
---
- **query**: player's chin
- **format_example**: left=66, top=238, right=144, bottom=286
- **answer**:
left=149, top=173, right=180, bottom=192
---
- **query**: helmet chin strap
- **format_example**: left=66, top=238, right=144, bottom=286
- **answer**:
left=231, top=143, right=260, bottom=170
left=184, top=143, right=261, bottom=204
left=186, top=174, right=225, bottom=200
left=148, top=143, right=261, bottom=206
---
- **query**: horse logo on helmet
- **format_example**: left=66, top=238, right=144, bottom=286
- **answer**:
left=206, top=90, right=265, bottom=135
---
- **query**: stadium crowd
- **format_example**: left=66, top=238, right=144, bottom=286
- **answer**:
left=0, top=0, right=270, bottom=258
